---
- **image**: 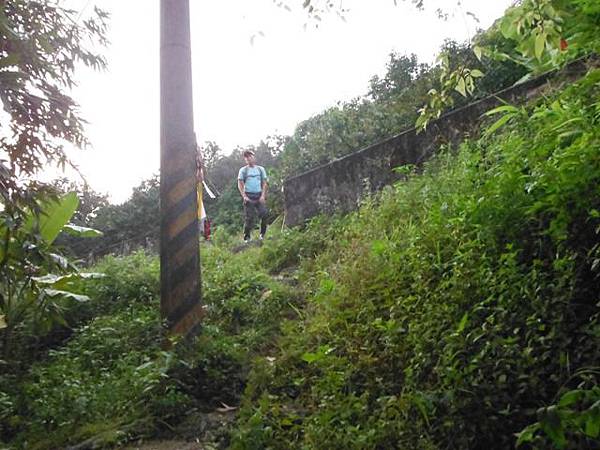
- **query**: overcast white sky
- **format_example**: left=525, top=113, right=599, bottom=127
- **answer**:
left=64, top=0, right=514, bottom=203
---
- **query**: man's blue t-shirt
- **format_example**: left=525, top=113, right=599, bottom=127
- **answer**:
left=238, top=165, right=267, bottom=193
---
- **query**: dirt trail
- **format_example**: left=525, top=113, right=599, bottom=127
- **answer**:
left=122, top=407, right=238, bottom=450
left=122, top=264, right=300, bottom=450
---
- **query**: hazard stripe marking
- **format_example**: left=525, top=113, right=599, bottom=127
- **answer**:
left=167, top=189, right=197, bottom=223
left=168, top=177, right=196, bottom=205
left=171, top=301, right=204, bottom=336
left=166, top=274, right=198, bottom=316
left=167, top=287, right=200, bottom=326
left=168, top=206, right=197, bottom=240
left=161, top=163, right=202, bottom=338
left=170, top=255, right=197, bottom=293
left=167, top=220, right=197, bottom=255
left=172, top=240, right=198, bottom=270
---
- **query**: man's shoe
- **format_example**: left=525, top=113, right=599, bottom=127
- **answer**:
left=259, top=234, right=264, bottom=241
left=243, top=236, right=251, bottom=243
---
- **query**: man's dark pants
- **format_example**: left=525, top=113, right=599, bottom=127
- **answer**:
left=244, top=192, right=268, bottom=239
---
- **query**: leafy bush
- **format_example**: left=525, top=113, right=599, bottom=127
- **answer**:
left=0, top=191, right=105, bottom=373
left=56, top=250, right=160, bottom=333
left=257, top=216, right=337, bottom=273
left=86, top=250, right=159, bottom=306
left=518, top=382, right=600, bottom=448
left=201, top=243, right=304, bottom=353
left=14, top=303, right=187, bottom=449
left=157, top=243, right=307, bottom=420
left=232, top=69, right=600, bottom=449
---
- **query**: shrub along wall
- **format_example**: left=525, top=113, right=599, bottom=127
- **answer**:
left=283, top=56, right=597, bottom=227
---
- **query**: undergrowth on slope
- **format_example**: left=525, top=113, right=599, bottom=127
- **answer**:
left=2, top=66, right=599, bottom=450
left=1, top=243, right=303, bottom=449
left=231, top=69, right=600, bottom=449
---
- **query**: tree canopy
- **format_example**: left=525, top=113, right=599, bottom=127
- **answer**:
left=0, top=0, right=108, bottom=204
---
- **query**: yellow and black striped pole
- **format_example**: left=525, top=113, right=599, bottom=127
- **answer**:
left=160, top=0, right=202, bottom=337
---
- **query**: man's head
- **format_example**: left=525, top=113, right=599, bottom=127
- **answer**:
left=243, top=150, right=256, bottom=166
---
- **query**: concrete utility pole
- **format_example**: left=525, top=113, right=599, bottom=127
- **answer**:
left=160, top=0, right=202, bottom=337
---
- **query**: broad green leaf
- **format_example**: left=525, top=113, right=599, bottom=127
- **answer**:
left=301, top=345, right=333, bottom=363
left=558, top=389, right=584, bottom=407
left=40, top=192, right=79, bottom=244
left=33, top=272, right=104, bottom=290
left=318, top=278, right=335, bottom=295
left=540, top=406, right=567, bottom=449
left=301, top=352, right=323, bottom=364
left=473, top=46, right=483, bottom=61
left=371, top=240, right=387, bottom=255
left=280, top=417, right=293, bottom=426
left=485, top=105, right=520, bottom=116
left=78, top=272, right=105, bottom=279
left=470, top=69, right=484, bottom=78
left=43, top=289, right=90, bottom=302
left=455, top=77, right=467, bottom=97
left=0, top=315, right=6, bottom=329
left=456, top=312, right=469, bottom=333
left=535, top=32, right=546, bottom=61
left=63, top=224, right=104, bottom=238
left=585, top=409, right=600, bottom=438
left=516, top=423, right=540, bottom=446
left=484, top=113, right=515, bottom=137
left=32, top=274, right=63, bottom=285
left=514, top=72, right=533, bottom=85
left=415, top=113, right=429, bottom=132
left=393, top=164, right=415, bottom=175
left=521, top=37, right=537, bottom=59
left=550, top=100, right=562, bottom=113
left=500, top=18, right=512, bottom=39
left=49, top=253, right=68, bottom=269
left=25, top=192, right=79, bottom=244
left=466, top=76, right=475, bottom=95
left=499, top=12, right=520, bottom=40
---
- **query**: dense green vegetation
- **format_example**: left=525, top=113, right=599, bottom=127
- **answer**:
left=0, top=245, right=304, bottom=448
left=2, top=65, right=598, bottom=449
left=2, top=0, right=600, bottom=449
left=232, top=67, right=600, bottom=450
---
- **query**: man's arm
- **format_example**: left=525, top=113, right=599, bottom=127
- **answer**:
left=238, top=179, right=248, bottom=202
left=260, top=180, right=268, bottom=202
left=259, top=167, right=268, bottom=202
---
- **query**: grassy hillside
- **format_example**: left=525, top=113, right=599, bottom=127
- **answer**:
left=231, top=68, right=600, bottom=449
left=2, top=68, right=599, bottom=450
left=3, top=30, right=600, bottom=450
left=2, top=67, right=600, bottom=450
left=0, top=246, right=303, bottom=449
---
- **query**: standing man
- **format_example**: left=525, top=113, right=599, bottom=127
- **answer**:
left=238, top=150, right=268, bottom=242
